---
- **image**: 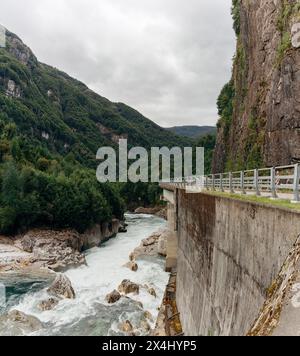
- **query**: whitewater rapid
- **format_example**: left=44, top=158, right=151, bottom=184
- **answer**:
left=9, top=214, right=169, bottom=336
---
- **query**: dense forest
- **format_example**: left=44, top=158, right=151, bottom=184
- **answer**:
left=0, top=29, right=192, bottom=235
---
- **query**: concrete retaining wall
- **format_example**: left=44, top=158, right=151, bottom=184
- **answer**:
left=176, top=191, right=300, bottom=336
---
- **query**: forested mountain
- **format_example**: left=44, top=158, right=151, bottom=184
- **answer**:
left=166, top=125, right=216, bottom=139
left=0, top=28, right=190, bottom=234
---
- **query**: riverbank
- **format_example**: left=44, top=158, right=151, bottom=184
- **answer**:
left=0, top=214, right=170, bottom=336
left=0, top=219, right=123, bottom=274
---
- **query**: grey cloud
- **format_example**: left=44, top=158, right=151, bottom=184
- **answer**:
left=0, top=0, right=235, bottom=127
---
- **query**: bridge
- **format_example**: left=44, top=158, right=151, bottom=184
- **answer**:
left=160, top=164, right=300, bottom=336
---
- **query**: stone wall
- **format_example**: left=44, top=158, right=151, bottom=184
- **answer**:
left=176, top=191, right=300, bottom=336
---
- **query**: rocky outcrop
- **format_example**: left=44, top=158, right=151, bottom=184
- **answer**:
left=119, top=320, right=134, bottom=334
left=105, top=290, right=121, bottom=304
left=6, top=79, right=21, bottom=98
left=0, top=220, right=122, bottom=273
left=147, top=287, right=157, bottom=298
left=129, top=230, right=168, bottom=260
left=213, top=0, right=300, bottom=172
left=15, top=229, right=85, bottom=271
left=118, top=280, right=140, bottom=295
left=47, top=274, right=75, bottom=299
left=80, top=219, right=121, bottom=250
left=0, top=310, right=43, bottom=336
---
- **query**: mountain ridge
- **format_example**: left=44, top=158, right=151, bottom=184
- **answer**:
left=166, top=125, right=216, bottom=139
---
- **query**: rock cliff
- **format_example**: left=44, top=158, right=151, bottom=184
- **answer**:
left=213, top=0, right=300, bottom=173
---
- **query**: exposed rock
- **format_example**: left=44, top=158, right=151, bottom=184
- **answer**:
left=144, top=311, right=154, bottom=322
left=118, top=280, right=140, bottom=295
left=158, top=231, right=168, bottom=257
left=37, top=298, right=59, bottom=311
left=105, top=290, right=121, bottom=304
left=130, top=230, right=167, bottom=260
left=123, top=261, right=138, bottom=272
left=81, top=219, right=121, bottom=250
left=147, top=287, right=157, bottom=298
left=155, top=208, right=167, bottom=220
left=0, top=310, right=43, bottom=336
left=213, top=1, right=300, bottom=172
left=292, top=23, right=300, bottom=49
left=135, top=207, right=161, bottom=215
left=120, top=320, right=134, bottom=333
left=6, top=80, right=21, bottom=98
left=140, top=320, right=151, bottom=332
left=47, top=274, right=75, bottom=299
left=14, top=229, right=86, bottom=271
left=6, top=31, right=36, bottom=66
left=142, top=236, right=157, bottom=247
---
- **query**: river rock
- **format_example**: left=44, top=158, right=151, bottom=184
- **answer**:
left=118, top=280, right=140, bottom=295
left=158, top=231, right=167, bottom=257
left=37, top=298, right=60, bottom=311
left=105, top=290, right=121, bottom=304
left=144, top=311, right=154, bottom=322
left=47, top=274, right=75, bottom=299
left=123, top=261, right=138, bottom=272
left=140, top=320, right=151, bottom=332
left=155, top=208, right=167, bottom=220
left=0, top=310, right=43, bottom=336
left=120, top=320, right=134, bottom=333
left=147, top=287, right=157, bottom=298
left=130, top=230, right=166, bottom=260
left=14, top=229, right=86, bottom=271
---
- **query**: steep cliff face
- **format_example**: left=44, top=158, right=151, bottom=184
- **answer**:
left=213, top=0, right=300, bottom=173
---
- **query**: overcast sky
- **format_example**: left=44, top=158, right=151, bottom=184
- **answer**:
left=0, top=0, right=235, bottom=127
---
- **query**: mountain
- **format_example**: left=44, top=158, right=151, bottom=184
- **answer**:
left=213, top=0, right=300, bottom=173
left=0, top=28, right=191, bottom=234
left=166, top=126, right=216, bottom=139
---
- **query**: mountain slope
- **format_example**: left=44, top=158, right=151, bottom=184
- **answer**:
left=1, top=30, right=191, bottom=168
left=213, top=0, right=300, bottom=173
left=166, top=126, right=216, bottom=139
left=0, top=28, right=190, bottom=234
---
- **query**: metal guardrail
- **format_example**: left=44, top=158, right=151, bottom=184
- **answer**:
left=162, top=164, right=300, bottom=203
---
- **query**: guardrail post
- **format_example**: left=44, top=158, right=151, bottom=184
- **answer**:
left=293, top=164, right=300, bottom=203
left=271, top=167, right=278, bottom=199
left=205, top=176, right=208, bottom=190
left=212, top=174, right=215, bottom=191
left=240, top=171, right=246, bottom=194
left=254, top=169, right=261, bottom=196
left=220, top=173, right=224, bottom=192
left=229, top=172, right=234, bottom=194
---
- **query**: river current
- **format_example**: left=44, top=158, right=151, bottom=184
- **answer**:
left=2, top=214, right=169, bottom=336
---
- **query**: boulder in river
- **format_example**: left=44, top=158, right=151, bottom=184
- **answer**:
left=47, top=274, right=75, bottom=299
left=118, top=280, right=140, bottom=295
left=120, top=320, right=134, bottom=333
left=37, top=298, right=60, bottom=311
left=123, top=261, right=138, bottom=272
left=105, top=290, right=121, bottom=304
left=0, top=310, right=43, bottom=336
left=147, top=287, right=157, bottom=298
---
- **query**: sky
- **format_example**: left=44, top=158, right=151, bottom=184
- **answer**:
left=0, top=0, right=236, bottom=127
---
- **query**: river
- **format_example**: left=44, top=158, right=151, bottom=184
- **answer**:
left=1, top=214, right=169, bottom=336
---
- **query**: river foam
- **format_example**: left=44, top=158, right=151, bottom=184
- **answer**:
left=8, top=214, right=169, bottom=336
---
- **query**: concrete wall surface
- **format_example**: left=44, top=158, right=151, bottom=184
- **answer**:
left=176, top=191, right=300, bottom=336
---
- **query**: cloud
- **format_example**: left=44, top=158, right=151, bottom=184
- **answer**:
left=0, top=0, right=235, bottom=127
